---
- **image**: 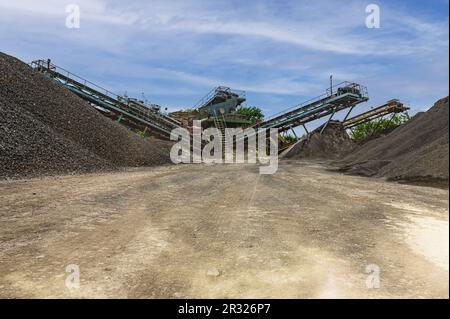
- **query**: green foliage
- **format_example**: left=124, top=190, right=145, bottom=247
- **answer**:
left=236, top=106, right=264, bottom=124
left=350, top=112, right=410, bottom=142
left=283, top=134, right=298, bottom=143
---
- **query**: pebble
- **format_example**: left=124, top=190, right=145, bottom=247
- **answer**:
left=206, top=268, right=221, bottom=277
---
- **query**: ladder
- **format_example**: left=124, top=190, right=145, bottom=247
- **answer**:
left=212, top=111, right=237, bottom=159
left=212, top=112, right=226, bottom=144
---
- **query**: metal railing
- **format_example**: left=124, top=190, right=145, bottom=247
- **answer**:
left=193, top=86, right=246, bottom=110
left=30, top=59, right=181, bottom=136
left=262, top=81, right=368, bottom=123
left=31, top=60, right=121, bottom=102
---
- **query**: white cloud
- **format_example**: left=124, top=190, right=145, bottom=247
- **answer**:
left=0, top=0, right=447, bottom=113
left=2, top=0, right=446, bottom=56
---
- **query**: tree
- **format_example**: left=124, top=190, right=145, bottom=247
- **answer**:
left=283, top=134, right=297, bottom=143
left=349, top=112, right=410, bottom=142
left=236, top=106, right=264, bottom=124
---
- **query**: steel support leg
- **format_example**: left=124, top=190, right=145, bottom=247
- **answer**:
left=290, top=127, right=298, bottom=140
left=302, top=124, right=309, bottom=135
left=320, top=108, right=337, bottom=135
left=369, top=113, right=396, bottom=137
left=369, top=113, right=394, bottom=137
left=343, top=105, right=355, bottom=122
left=384, top=113, right=396, bottom=128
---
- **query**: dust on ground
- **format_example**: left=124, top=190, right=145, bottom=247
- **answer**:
left=0, top=162, right=448, bottom=298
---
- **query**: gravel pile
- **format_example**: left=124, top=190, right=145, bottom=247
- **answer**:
left=0, top=52, right=173, bottom=179
left=336, top=96, right=449, bottom=188
left=282, top=121, right=356, bottom=160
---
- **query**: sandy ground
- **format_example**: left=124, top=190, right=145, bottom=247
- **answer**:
left=0, top=161, right=448, bottom=298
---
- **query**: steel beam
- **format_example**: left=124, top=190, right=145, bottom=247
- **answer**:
left=302, top=124, right=309, bottom=134
left=343, top=105, right=355, bottom=122
left=320, top=107, right=337, bottom=135
left=290, top=127, right=298, bottom=139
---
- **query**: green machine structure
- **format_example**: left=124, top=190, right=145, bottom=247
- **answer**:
left=32, top=58, right=406, bottom=151
left=30, top=59, right=181, bottom=139
left=192, top=86, right=252, bottom=131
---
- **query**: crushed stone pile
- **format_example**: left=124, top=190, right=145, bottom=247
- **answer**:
left=283, top=121, right=356, bottom=160
left=0, top=52, right=173, bottom=179
left=336, top=96, right=449, bottom=188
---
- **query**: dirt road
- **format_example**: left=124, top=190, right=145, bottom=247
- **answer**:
left=0, top=161, right=448, bottom=298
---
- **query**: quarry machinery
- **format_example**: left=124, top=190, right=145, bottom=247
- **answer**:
left=30, top=59, right=181, bottom=139
left=254, top=81, right=369, bottom=134
left=194, top=86, right=246, bottom=117
left=234, top=81, right=369, bottom=152
left=30, top=58, right=374, bottom=152
left=343, top=99, right=409, bottom=129
left=192, top=86, right=252, bottom=130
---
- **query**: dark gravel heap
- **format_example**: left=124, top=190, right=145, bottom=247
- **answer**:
left=283, top=121, right=356, bottom=160
left=336, top=96, right=449, bottom=188
left=0, top=52, right=173, bottom=179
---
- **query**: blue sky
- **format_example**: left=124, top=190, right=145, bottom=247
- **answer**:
left=0, top=0, right=448, bottom=131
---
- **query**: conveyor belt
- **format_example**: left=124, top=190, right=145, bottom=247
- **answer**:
left=255, top=81, right=369, bottom=133
left=30, top=59, right=181, bottom=138
left=343, top=99, right=409, bottom=129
